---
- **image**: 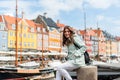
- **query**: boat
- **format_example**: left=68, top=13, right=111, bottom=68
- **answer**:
left=0, top=51, right=68, bottom=79
left=0, top=0, right=56, bottom=79
left=0, top=66, right=55, bottom=80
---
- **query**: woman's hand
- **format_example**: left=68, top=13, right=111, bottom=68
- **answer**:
left=67, top=54, right=76, bottom=59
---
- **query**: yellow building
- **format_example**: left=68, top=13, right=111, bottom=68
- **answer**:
left=49, top=28, right=61, bottom=52
left=111, top=41, right=118, bottom=55
left=4, top=15, right=37, bottom=51
left=106, top=40, right=118, bottom=56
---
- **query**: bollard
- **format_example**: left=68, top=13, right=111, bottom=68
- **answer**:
left=76, top=66, right=97, bottom=80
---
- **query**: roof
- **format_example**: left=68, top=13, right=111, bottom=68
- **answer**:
left=3, top=15, right=21, bottom=30
left=89, top=29, right=96, bottom=36
left=93, top=29, right=102, bottom=37
left=0, top=15, right=3, bottom=22
left=37, top=15, right=59, bottom=29
left=26, top=19, right=36, bottom=27
left=79, top=30, right=85, bottom=35
left=25, top=19, right=37, bottom=33
left=79, top=28, right=97, bottom=36
left=57, top=23, right=65, bottom=28
left=102, top=30, right=115, bottom=40
left=3, top=15, right=37, bottom=32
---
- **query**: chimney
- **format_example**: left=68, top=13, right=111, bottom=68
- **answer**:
left=57, top=19, right=60, bottom=24
left=97, top=27, right=100, bottom=30
left=90, top=27, right=92, bottom=30
left=22, top=11, right=24, bottom=19
left=43, top=12, right=47, bottom=18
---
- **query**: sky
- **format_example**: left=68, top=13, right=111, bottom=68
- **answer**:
left=0, top=0, right=120, bottom=36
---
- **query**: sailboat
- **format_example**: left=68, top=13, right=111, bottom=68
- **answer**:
left=0, top=0, right=55, bottom=80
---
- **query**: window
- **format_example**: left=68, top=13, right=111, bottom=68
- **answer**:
left=0, top=26, right=2, bottom=30
left=24, top=26, right=27, bottom=30
left=28, top=42, right=30, bottom=47
left=31, top=27, right=34, bottom=32
left=38, top=42, right=41, bottom=47
left=24, top=42, right=27, bottom=47
left=12, top=24, right=16, bottom=30
left=0, top=22, right=5, bottom=30
left=44, top=35, right=47, bottom=39
left=19, top=42, right=22, bottom=46
left=31, top=43, right=34, bottom=47
left=43, top=35, right=47, bottom=39
left=23, top=33, right=26, bottom=38
left=31, top=35, right=33, bottom=38
left=38, top=34, right=42, bottom=38
left=37, top=27, right=40, bottom=32
left=10, top=40, right=13, bottom=46
left=19, top=33, right=22, bottom=38
left=2, top=33, right=6, bottom=39
left=2, top=43, right=6, bottom=49
left=28, top=34, right=30, bottom=38
left=43, top=28, right=46, bottom=32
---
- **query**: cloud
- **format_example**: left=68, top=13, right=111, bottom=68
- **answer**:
left=110, top=26, right=120, bottom=36
left=112, top=20, right=120, bottom=26
left=0, top=0, right=84, bottom=19
left=86, top=0, right=120, bottom=9
left=0, top=0, right=120, bottom=36
left=96, top=14, right=120, bottom=26
left=0, top=1, right=22, bottom=15
left=0, top=0, right=15, bottom=16
left=96, top=15, right=104, bottom=21
left=37, top=0, right=83, bottom=18
left=102, top=16, right=120, bottom=26
left=94, top=15, right=120, bottom=36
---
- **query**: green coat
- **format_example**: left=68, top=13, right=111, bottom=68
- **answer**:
left=67, top=34, right=87, bottom=67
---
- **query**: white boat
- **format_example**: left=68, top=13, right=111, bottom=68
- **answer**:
left=18, top=61, right=40, bottom=69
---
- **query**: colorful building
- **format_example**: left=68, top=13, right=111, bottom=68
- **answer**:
left=79, top=28, right=94, bottom=55
left=0, top=15, right=8, bottom=51
left=103, top=31, right=118, bottom=56
left=0, top=14, right=119, bottom=58
left=93, top=28, right=106, bottom=56
left=49, top=28, right=61, bottom=52
left=79, top=28, right=106, bottom=57
left=34, top=15, right=61, bottom=52
left=3, top=15, right=37, bottom=51
left=35, top=23, right=49, bottom=52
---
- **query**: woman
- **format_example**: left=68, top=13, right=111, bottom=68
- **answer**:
left=53, top=26, right=86, bottom=80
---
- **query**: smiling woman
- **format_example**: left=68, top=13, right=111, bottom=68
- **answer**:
left=49, top=25, right=87, bottom=80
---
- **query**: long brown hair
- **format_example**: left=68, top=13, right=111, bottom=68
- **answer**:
left=62, top=26, right=75, bottom=46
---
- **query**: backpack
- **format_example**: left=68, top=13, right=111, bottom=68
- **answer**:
left=73, top=42, right=91, bottom=65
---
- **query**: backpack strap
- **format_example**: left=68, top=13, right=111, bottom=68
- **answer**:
left=73, top=42, right=91, bottom=65
left=73, top=42, right=81, bottom=49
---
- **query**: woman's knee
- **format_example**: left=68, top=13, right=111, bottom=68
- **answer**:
left=56, top=66, right=62, bottom=71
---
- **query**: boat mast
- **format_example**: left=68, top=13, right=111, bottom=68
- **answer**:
left=41, top=13, right=47, bottom=67
left=41, top=23, right=44, bottom=67
left=60, top=28, right=62, bottom=59
left=83, top=4, right=87, bottom=45
left=15, top=0, right=18, bottom=66
left=20, top=11, right=24, bottom=64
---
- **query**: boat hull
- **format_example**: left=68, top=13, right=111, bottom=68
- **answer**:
left=0, top=67, right=55, bottom=80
